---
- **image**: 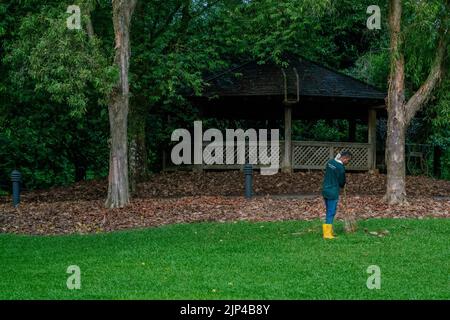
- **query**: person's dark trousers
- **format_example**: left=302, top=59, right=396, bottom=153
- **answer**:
left=324, top=198, right=338, bottom=224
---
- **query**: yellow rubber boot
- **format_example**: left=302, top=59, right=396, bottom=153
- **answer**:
left=330, top=224, right=337, bottom=238
left=322, top=224, right=335, bottom=239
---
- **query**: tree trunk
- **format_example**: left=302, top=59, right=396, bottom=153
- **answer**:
left=385, top=0, right=406, bottom=204
left=128, top=97, right=147, bottom=194
left=106, top=94, right=130, bottom=208
left=128, top=130, right=147, bottom=194
left=384, top=0, right=447, bottom=204
left=385, top=112, right=406, bottom=203
left=129, top=137, right=137, bottom=194
left=105, top=0, right=137, bottom=208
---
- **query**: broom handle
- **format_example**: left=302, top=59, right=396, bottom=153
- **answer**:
left=343, top=186, right=352, bottom=223
left=343, top=186, right=347, bottom=211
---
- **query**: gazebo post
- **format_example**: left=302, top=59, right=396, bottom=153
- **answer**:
left=368, top=109, right=377, bottom=171
left=282, top=104, right=293, bottom=173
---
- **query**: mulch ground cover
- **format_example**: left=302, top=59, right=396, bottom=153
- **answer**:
left=1, top=171, right=449, bottom=235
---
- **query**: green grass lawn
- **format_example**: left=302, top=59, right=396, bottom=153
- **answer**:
left=0, top=218, right=449, bottom=299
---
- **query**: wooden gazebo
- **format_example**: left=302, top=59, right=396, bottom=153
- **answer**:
left=183, top=55, right=386, bottom=172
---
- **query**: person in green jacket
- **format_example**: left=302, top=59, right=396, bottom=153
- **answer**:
left=321, top=151, right=352, bottom=239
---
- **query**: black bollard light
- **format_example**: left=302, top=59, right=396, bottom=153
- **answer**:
left=11, top=170, right=21, bottom=208
left=244, top=163, right=253, bottom=199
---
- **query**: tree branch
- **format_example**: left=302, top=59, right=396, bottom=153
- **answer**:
left=81, top=1, right=95, bottom=39
left=149, top=3, right=183, bottom=46
left=404, top=25, right=448, bottom=124
left=387, top=0, right=405, bottom=114
left=86, top=14, right=95, bottom=39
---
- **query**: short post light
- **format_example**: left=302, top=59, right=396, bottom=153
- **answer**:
left=11, top=170, right=21, bottom=208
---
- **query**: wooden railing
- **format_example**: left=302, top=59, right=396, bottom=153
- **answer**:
left=292, top=141, right=371, bottom=170
left=164, top=140, right=373, bottom=171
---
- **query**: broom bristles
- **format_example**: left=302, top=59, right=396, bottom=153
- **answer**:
left=343, top=187, right=357, bottom=233
left=344, top=215, right=357, bottom=233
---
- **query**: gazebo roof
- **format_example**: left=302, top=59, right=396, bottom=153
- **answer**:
left=197, top=55, right=386, bottom=101
left=187, top=55, right=386, bottom=120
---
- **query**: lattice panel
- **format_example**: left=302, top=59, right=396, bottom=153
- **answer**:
left=203, top=142, right=224, bottom=165
left=293, top=143, right=369, bottom=169
left=333, top=146, right=368, bottom=169
left=246, top=143, right=259, bottom=164
left=201, top=141, right=369, bottom=170
left=256, top=142, right=280, bottom=165
left=202, top=142, right=280, bottom=165
left=294, top=145, right=330, bottom=167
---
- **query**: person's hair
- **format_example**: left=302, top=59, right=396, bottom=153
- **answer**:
left=340, top=151, right=352, bottom=158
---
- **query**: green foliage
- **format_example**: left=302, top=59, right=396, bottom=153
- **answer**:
left=403, top=0, right=448, bottom=89
left=0, top=1, right=111, bottom=190
left=0, top=0, right=448, bottom=189
left=402, top=0, right=449, bottom=179
left=349, top=50, right=390, bottom=90
left=293, top=120, right=347, bottom=142
left=229, top=0, right=333, bottom=63
left=425, top=76, right=450, bottom=179
left=347, top=0, right=449, bottom=179
left=4, top=3, right=115, bottom=116
left=0, top=100, right=109, bottom=190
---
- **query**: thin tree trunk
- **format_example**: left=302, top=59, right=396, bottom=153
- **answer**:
left=105, top=0, right=137, bottom=208
left=129, top=137, right=137, bottom=194
left=128, top=91, right=148, bottom=193
left=128, top=129, right=147, bottom=194
left=81, top=2, right=95, bottom=39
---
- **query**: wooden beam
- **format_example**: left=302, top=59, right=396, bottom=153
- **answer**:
left=368, top=109, right=377, bottom=170
left=282, top=104, right=293, bottom=173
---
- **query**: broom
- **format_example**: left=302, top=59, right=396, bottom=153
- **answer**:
left=343, top=186, right=357, bottom=233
